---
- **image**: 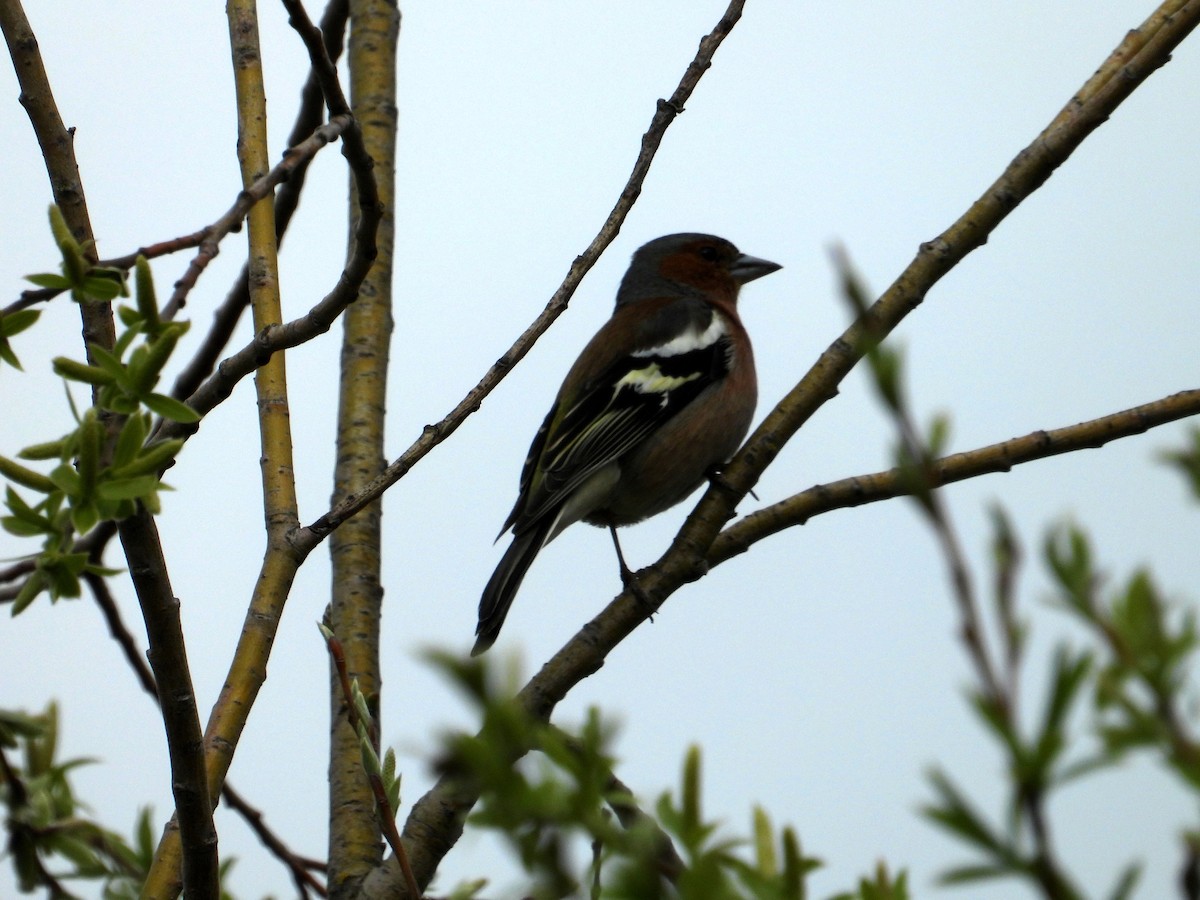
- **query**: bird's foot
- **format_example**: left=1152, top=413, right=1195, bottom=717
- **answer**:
left=705, top=464, right=758, bottom=501
left=620, top=564, right=656, bottom=621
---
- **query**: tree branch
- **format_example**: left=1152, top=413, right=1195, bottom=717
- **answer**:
left=712, top=388, right=1200, bottom=563
left=168, top=0, right=351, bottom=400
left=0, top=0, right=115, bottom=365
left=299, top=0, right=398, bottom=886
left=143, top=0, right=380, bottom=891
left=119, top=508, right=218, bottom=899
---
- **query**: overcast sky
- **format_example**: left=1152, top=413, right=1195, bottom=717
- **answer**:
left=3, top=2, right=1199, bottom=898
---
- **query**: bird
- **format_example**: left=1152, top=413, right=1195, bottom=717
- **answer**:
left=472, top=233, right=781, bottom=655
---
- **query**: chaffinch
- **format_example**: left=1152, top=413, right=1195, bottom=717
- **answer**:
left=473, top=233, right=781, bottom=655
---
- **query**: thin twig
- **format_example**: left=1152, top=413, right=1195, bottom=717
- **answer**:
left=221, top=785, right=329, bottom=897
left=78, top=574, right=329, bottom=895
left=323, top=626, right=421, bottom=899
left=0, top=0, right=113, bottom=358
left=168, top=0, right=350, bottom=401
left=712, top=388, right=1200, bottom=564
left=162, top=114, right=353, bottom=319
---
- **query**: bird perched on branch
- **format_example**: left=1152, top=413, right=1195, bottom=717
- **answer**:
left=473, top=233, right=781, bottom=655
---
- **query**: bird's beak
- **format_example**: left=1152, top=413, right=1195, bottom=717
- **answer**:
left=730, top=253, right=782, bottom=285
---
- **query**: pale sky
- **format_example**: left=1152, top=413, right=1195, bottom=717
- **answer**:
left=2, top=2, right=1199, bottom=898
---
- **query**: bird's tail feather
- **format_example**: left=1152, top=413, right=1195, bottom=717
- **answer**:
left=472, top=515, right=557, bottom=655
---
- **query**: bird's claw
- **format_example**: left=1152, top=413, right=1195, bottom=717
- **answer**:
left=705, top=464, right=758, bottom=501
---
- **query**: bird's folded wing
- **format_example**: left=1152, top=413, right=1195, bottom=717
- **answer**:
left=517, top=327, right=732, bottom=526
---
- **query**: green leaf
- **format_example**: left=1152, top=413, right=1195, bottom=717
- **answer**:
left=44, top=557, right=83, bottom=599
left=113, top=413, right=150, bottom=469
left=80, top=274, right=124, bottom=303
left=0, top=309, right=43, bottom=369
left=117, top=303, right=143, bottom=328
left=1, top=307, right=41, bottom=337
left=130, top=321, right=188, bottom=396
left=1159, top=427, right=1200, bottom=500
left=52, top=356, right=116, bottom=387
left=135, top=255, right=161, bottom=334
left=113, top=323, right=142, bottom=359
left=752, top=806, right=776, bottom=876
left=11, top=571, right=46, bottom=614
left=49, top=462, right=82, bottom=497
left=143, top=392, right=200, bottom=424
left=2, top=515, right=46, bottom=537
left=1044, top=524, right=1096, bottom=616
left=97, top=475, right=159, bottom=502
left=938, top=863, right=1011, bottom=885
left=24, top=273, right=71, bottom=290
left=105, top=392, right=141, bottom=416
left=921, top=769, right=1007, bottom=857
left=1032, top=647, right=1092, bottom=778
left=681, top=744, right=702, bottom=839
left=926, top=413, right=951, bottom=459
left=1106, top=861, right=1142, bottom=900
left=0, top=455, right=57, bottom=493
left=88, top=342, right=132, bottom=381
left=0, top=336, right=22, bottom=370
left=17, top=438, right=69, bottom=461
left=76, top=410, right=103, bottom=502
left=48, top=205, right=74, bottom=250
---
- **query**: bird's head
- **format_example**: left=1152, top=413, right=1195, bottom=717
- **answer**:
left=615, top=233, right=781, bottom=308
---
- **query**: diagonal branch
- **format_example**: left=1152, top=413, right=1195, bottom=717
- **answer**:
left=712, top=389, right=1200, bottom=564
left=0, top=0, right=113, bottom=358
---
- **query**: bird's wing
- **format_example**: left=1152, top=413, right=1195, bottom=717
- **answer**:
left=513, top=304, right=734, bottom=529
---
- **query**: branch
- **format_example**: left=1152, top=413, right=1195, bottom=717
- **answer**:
left=118, top=508, right=218, bottom=899
left=0, top=0, right=115, bottom=359
left=324, top=626, right=420, bottom=899
left=4, top=6, right=216, bottom=896
left=355, top=1, right=751, bottom=893
left=144, top=0, right=380, bottom=892
left=167, top=0, right=350, bottom=401
left=161, top=115, right=352, bottom=319
left=156, top=14, right=379, bottom=440
left=291, top=0, right=400, bottom=886
left=221, top=785, right=329, bottom=898
left=80, top=570, right=328, bottom=895
left=368, top=4, right=1200, bottom=893
left=712, top=388, right=1200, bottom=563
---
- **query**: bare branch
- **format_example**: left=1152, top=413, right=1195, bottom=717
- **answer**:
left=713, top=388, right=1200, bottom=563
left=118, top=508, right=218, bottom=898
left=168, top=0, right=351, bottom=400
left=222, top=785, right=329, bottom=898
left=0, top=0, right=114, bottom=358
left=82, top=570, right=328, bottom=895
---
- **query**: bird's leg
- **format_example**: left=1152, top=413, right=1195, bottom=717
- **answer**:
left=608, top=526, right=655, bottom=618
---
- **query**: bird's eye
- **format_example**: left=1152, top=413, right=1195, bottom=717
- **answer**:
left=697, top=245, right=719, bottom=262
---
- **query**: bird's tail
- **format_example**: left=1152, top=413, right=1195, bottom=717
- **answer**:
left=472, top=515, right=557, bottom=656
